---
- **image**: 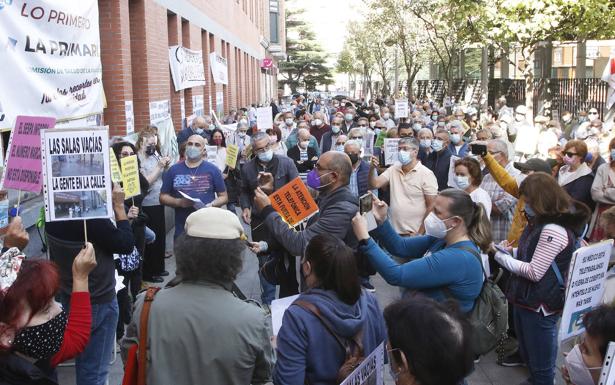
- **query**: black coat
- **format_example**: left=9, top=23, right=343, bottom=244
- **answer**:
left=286, top=145, right=318, bottom=174
left=0, top=354, right=58, bottom=385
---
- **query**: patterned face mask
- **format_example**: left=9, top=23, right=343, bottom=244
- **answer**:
left=13, top=309, right=68, bottom=360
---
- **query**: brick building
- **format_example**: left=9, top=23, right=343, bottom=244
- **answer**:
left=99, top=0, right=286, bottom=137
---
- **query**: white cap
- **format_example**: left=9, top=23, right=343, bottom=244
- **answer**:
left=184, top=207, right=245, bottom=239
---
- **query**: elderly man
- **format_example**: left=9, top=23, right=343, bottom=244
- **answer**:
left=380, top=106, right=396, bottom=129
left=345, top=140, right=376, bottom=198
left=480, top=139, right=520, bottom=243
left=287, top=128, right=318, bottom=181
left=369, top=137, right=438, bottom=235
left=177, top=115, right=214, bottom=145
left=160, top=134, right=228, bottom=237
left=448, top=121, right=470, bottom=157
left=320, top=116, right=344, bottom=153
left=417, top=128, right=434, bottom=163
left=122, top=208, right=274, bottom=385
left=226, top=120, right=251, bottom=166
left=286, top=120, right=320, bottom=155
left=342, top=107, right=358, bottom=134
left=309, top=111, right=330, bottom=144
left=424, top=129, right=453, bottom=191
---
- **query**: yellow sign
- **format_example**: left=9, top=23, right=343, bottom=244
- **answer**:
left=225, top=143, right=239, bottom=169
left=120, top=155, right=141, bottom=199
left=109, top=148, right=122, bottom=183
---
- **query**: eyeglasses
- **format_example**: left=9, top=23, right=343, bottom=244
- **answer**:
left=564, top=151, right=578, bottom=157
left=314, top=163, right=331, bottom=171
left=253, top=143, right=272, bottom=155
left=387, top=348, right=407, bottom=382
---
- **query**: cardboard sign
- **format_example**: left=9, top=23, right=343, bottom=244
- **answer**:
left=206, top=145, right=218, bottom=165
left=269, top=177, right=319, bottom=227
left=225, top=143, right=239, bottom=169
left=256, top=107, right=273, bottom=130
left=109, top=148, right=122, bottom=183
left=41, top=127, right=113, bottom=221
left=120, top=155, right=141, bottom=199
left=384, top=138, right=400, bottom=166
left=395, top=99, right=409, bottom=118
left=559, top=240, right=613, bottom=342
left=340, top=342, right=385, bottom=385
left=2, top=116, right=56, bottom=192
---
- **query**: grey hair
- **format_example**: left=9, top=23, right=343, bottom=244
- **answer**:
left=344, top=140, right=361, bottom=152
left=348, top=127, right=364, bottom=137
left=297, top=128, right=310, bottom=139
left=174, top=234, right=245, bottom=284
left=418, top=128, right=433, bottom=138
left=251, top=131, right=269, bottom=146
left=489, top=139, right=509, bottom=160
left=399, top=137, right=419, bottom=150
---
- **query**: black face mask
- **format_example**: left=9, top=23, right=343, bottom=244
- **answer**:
left=13, top=310, right=68, bottom=361
left=145, top=145, right=156, bottom=156
left=347, top=153, right=359, bottom=165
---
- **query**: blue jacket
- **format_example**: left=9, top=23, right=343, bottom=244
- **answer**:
left=448, top=142, right=470, bottom=158
left=273, top=289, right=387, bottom=385
left=359, top=220, right=483, bottom=312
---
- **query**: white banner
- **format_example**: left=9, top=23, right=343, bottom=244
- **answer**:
left=340, top=342, right=385, bottom=385
left=559, top=240, right=613, bottom=343
left=192, top=95, right=204, bottom=117
left=149, top=100, right=170, bottom=125
left=168, top=45, right=205, bottom=92
left=0, top=1, right=105, bottom=129
left=209, top=52, right=228, bottom=85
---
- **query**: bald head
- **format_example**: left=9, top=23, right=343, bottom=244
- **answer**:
left=320, top=151, right=352, bottom=186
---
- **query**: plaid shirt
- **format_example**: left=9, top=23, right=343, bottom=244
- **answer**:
left=480, top=162, right=520, bottom=243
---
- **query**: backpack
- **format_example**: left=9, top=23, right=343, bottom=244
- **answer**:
left=444, top=246, right=508, bottom=356
left=294, top=300, right=364, bottom=384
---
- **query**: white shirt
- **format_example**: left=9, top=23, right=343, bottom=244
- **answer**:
left=469, top=187, right=492, bottom=218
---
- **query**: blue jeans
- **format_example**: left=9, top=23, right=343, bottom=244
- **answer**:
left=257, top=254, right=276, bottom=305
left=144, top=226, right=156, bottom=244
left=513, top=306, right=559, bottom=385
left=62, top=296, right=119, bottom=385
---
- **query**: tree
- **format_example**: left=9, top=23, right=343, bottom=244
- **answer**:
left=345, top=23, right=376, bottom=99
left=336, top=46, right=361, bottom=97
left=278, top=3, right=334, bottom=93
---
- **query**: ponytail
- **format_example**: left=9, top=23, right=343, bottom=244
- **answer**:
left=440, top=189, right=493, bottom=253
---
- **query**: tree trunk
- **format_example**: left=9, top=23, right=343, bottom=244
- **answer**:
left=522, top=49, right=535, bottom=120
left=481, top=46, right=489, bottom=109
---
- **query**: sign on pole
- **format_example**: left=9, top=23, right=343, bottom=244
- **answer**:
left=395, top=100, right=409, bottom=118
left=225, top=143, right=239, bottom=169
left=41, top=127, right=113, bottom=221
left=109, top=148, right=122, bottom=184
left=559, top=240, right=613, bottom=342
left=168, top=45, right=206, bottom=92
left=256, top=107, right=273, bottom=130
left=384, top=138, right=400, bottom=166
left=125, top=101, right=134, bottom=134
left=269, top=177, right=319, bottom=227
left=339, top=342, right=385, bottom=385
left=2, top=116, right=55, bottom=193
left=120, top=155, right=141, bottom=199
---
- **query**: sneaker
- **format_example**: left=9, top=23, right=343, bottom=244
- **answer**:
left=473, top=355, right=481, bottom=364
left=499, top=351, right=525, bottom=367
left=362, top=281, right=376, bottom=292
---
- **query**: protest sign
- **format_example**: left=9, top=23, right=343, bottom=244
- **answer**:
left=599, top=342, right=615, bottom=385
left=109, top=148, right=122, bottom=183
left=0, top=192, right=8, bottom=231
left=120, top=155, right=140, bottom=199
left=206, top=145, right=218, bottom=165
left=374, top=130, right=387, bottom=148
left=193, top=95, right=204, bottom=117
left=41, top=127, right=113, bottom=221
left=226, top=143, right=239, bottom=169
left=2, top=116, right=55, bottom=193
left=168, top=46, right=206, bottom=92
left=269, top=177, right=319, bottom=227
left=256, top=107, right=273, bottom=130
left=271, top=294, right=300, bottom=336
left=559, top=240, right=613, bottom=342
left=0, top=1, right=105, bottom=129
left=149, top=100, right=171, bottom=125
left=55, top=114, right=101, bottom=128
left=340, top=342, right=385, bottom=385
left=384, top=138, right=400, bottom=166
left=125, top=101, right=134, bottom=134
left=395, top=100, right=409, bottom=118
left=209, top=52, right=229, bottom=85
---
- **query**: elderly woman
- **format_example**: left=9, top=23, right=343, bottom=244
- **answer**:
left=558, top=140, right=595, bottom=210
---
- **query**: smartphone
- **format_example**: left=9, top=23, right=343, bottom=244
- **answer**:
left=470, top=143, right=487, bottom=156
left=360, top=193, right=373, bottom=215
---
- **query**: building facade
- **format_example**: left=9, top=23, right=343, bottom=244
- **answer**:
left=99, top=0, right=286, bottom=136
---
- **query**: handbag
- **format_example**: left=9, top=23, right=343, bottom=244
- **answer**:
left=122, top=286, right=161, bottom=385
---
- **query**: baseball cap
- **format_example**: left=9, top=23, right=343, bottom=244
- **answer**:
left=513, top=158, right=552, bottom=174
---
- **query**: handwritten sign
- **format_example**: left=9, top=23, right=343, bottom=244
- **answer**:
left=120, top=155, right=141, bottom=199
left=256, top=107, right=273, bottom=131
left=395, top=99, right=409, bottom=118
left=384, top=138, right=400, bottom=166
left=109, top=148, right=122, bottom=183
left=269, top=177, right=319, bottom=227
left=340, top=342, right=384, bottom=385
left=225, top=143, right=239, bottom=169
left=2, top=116, right=55, bottom=192
left=559, top=240, right=613, bottom=342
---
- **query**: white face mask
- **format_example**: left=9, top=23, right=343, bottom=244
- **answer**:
left=423, top=212, right=454, bottom=238
left=455, top=175, right=470, bottom=189
left=312, top=119, right=323, bottom=127
left=383, top=113, right=391, bottom=120
left=564, top=345, right=601, bottom=385
left=285, top=118, right=294, bottom=126
left=299, top=140, right=310, bottom=149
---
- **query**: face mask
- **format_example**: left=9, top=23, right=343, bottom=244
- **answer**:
left=347, top=153, right=359, bottom=164
left=285, top=118, right=294, bottom=126
left=13, top=309, right=68, bottom=360
left=344, top=113, right=353, bottom=121
left=515, top=114, right=525, bottom=122
left=374, top=128, right=382, bottom=136
left=331, top=125, right=341, bottom=134
left=563, top=115, right=572, bottom=123
left=299, top=140, right=310, bottom=149
left=455, top=175, right=470, bottom=189
left=213, top=138, right=223, bottom=146
left=524, top=204, right=536, bottom=218
left=419, top=139, right=432, bottom=149
left=208, top=124, right=216, bottom=131
left=185, top=146, right=202, bottom=161
left=398, top=150, right=412, bottom=165
left=238, top=131, right=247, bottom=138
left=195, top=127, right=204, bottom=134
left=413, top=123, right=422, bottom=131
left=383, top=113, right=391, bottom=120
left=312, top=119, right=322, bottom=127
left=240, top=119, right=248, bottom=125
left=563, top=154, right=577, bottom=166
left=450, top=134, right=461, bottom=144
left=579, top=116, right=588, bottom=123
left=564, top=344, right=601, bottom=385
left=431, top=114, right=438, bottom=121
left=334, top=144, right=345, bottom=152
left=369, top=121, right=376, bottom=128
left=423, top=212, right=454, bottom=239
left=257, top=149, right=274, bottom=163
left=431, top=139, right=444, bottom=152
left=269, top=135, right=278, bottom=144
left=438, top=121, right=446, bottom=127
left=306, top=169, right=334, bottom=190
left=145, top=145, right=156, bottom=156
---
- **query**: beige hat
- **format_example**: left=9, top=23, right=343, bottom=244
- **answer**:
left=184, top=207, right=244, bottom=239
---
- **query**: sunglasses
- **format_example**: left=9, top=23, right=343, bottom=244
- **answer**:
left=564, top=151, right=578, bottom=157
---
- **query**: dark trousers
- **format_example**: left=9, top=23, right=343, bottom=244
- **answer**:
left=142, top=205, right=166, bottom=278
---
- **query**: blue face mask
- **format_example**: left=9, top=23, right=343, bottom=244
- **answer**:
left=611, top=149, right=615, bottom=162
left=419, top=139, right=432, bottom=149
left=431, top=139, right=444, bottom=152
left=335, top=145, right=345, bottom=152
left=398, top=150, right=412, bottom=165
left=450, top=134, right=461, bottom=144
left=185, top=146, right=202, bottom=161
left=257, top=149, right=274, bottom=163
left=195, top=128, right=204, bottom=135
left=524, top=204, right=536, bottom=218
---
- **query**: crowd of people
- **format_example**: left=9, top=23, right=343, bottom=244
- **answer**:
left=0, top=93, right=615, bottom=385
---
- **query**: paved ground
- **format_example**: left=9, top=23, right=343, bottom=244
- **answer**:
left=52, top=217, right=568, bottom=385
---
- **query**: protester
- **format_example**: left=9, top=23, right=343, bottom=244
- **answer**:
left=177, top=115, right=213, bottom=145
left=309, top=111, right=330, bottom=144
left=226, top=120, right=251, bottom=166
left=345, top=141, right=376, bottom=197
left=448, top=121, right=470, bottom=157
left=273, top=234, right=387, bottom=384
left=321, top=116, right=344, bottom=153
left=208, top=128, right=228, bottom=172
left=121, top=208, right=274, bottom=385
left=384, top=295, right=475, bottom=385
left=352, top=189, right=490, bottom=312
left=558, top=140, right=595, bottom=210
left=136, top=127, right=170, bottom=283
left=267, top=127, right=288, bottom=157
left=424, top=129, right=453, bottom=191
left=287, top=128, right=318, bottom=182
left=342, top=107, right=357, bottom=133
left=286, top=120, right=320, bottom=155
left=159, top=134, right=228, bottom=238
left=454, top=158, right=492, bottom=217
left=589, top=137, right=615, bottom=242
left=495, top=173, right=591, bottom=385
left=417, top=128, right=434, bottom=163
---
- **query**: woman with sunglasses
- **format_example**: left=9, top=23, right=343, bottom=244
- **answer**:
left=558, top=140, right=595, bottom=210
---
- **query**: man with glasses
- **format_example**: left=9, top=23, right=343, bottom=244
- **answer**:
left=240, top=131, right=298, bottom=305
left=320, top=116, right=344, bottom=153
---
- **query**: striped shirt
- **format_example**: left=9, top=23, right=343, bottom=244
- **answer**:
left=515, top=224, right=568, bottom=282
